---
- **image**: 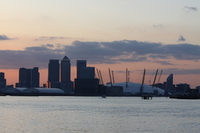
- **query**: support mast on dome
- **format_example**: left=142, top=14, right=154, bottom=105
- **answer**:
left=140, top=69, right=146, bottom=95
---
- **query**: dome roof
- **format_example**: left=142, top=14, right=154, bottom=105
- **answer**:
left=106, top=82, right=165, bottom=95
left=2, top=87, right=65, bottom=95
left=3, top=87, right=27, bottom=93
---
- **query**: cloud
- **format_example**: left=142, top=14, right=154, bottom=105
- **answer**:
left=34, top=36, right=71, bottom=41
left=0, top=35, right=12, bottom=40
left=153, top=23, right=163, bottom=28
left=0, top=44, right=64, bottom=69
left=45, top=44, right=54, bottom=48
left=153, top=61, right=174, bottom=65
left=0, top=40, right=200, bottom=69
left=162, top=68, right=200, bottom=75
left=184, top=6, right=198, bottom=12
left=64, top=40, right=200, bottom=62
left=138, top=68, right=200, bottom=76
left=178, top=35, right=186, bottom=42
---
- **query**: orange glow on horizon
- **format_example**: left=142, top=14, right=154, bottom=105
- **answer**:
left=1, top=61, right=200, bottom=89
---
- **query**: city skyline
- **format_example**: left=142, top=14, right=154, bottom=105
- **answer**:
left=0, top=54, right=200, bottom=88
left=0, top=56, right=198, bottom=89
left=0, top=0, right=200, bottom=88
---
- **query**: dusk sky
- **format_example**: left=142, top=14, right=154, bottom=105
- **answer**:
left=0, top=0, right=200, bottom=88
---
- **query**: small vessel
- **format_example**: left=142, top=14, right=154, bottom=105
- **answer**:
left=102, top=95, right=106, bottom=98
left=141, top=95, right=153, bottom=100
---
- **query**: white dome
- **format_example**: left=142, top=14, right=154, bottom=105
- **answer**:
left=22, top=88, right=65, bottom=94
left=106, top=82, right=165, bottom=95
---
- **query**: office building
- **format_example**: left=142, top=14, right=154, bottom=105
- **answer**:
left=61, top=56, right=71, bottom=83
left=0, top=72, right=6, bottom=88
left=166, top=74, right=173, bottom=90
left=76, top=60, right=86, bottom=79
left=75, top=60, right=100, bottom=95
left=48, top=59, right=59, bottom=88
left=16, top=67, right=39, bottom=88
left=31, top=67, right=40, bottom=87
left=76, top=60, right=95, bottom=79
left=82, top=67, right=95, bottom=79
left=75, top=78, right=99, bottom=95
left=48, top=59, right=59, bottom=82
left=60, top=56, right=73, bottom=93
left=176, top=83, right=190, bottom=93
left=165, top=73, right=175, bottom=94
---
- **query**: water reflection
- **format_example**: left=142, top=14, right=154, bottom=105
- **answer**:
left=0, top=96, right=199, bottom=133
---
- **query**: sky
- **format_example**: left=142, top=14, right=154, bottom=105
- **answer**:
left=0, top=0, right=200, bottom=88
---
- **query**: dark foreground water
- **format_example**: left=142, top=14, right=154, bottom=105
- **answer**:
left=0, top=96, right=199, bottom=133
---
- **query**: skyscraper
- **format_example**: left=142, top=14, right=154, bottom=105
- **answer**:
left=16, top=67, right=39, bottom=88
left=31, top=67, right=40, bottom=87
left=76, top=60, right=86, bottom=79
left=60, top=56, right=73, bottom=93
left=19, top=68, right=27, bottom=86
left=75, top=60, right=99, bottom=95
left=81, top=67, right=95, bottom=79
left=61, top=56, right=71, bottom=83
left=0, top=72, right=6, bottom=88
left=166, top=73, right=173, bottom=90
left=165, top=73, right=174, bottom=95
left=48, top=59, right=59, bottom=88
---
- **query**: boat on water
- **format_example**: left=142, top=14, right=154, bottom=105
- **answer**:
left=102, top=95, right=106, bottom=98
left=141, top=94, right=153, bottom=100
left=141, top=96, right=153, bottom=100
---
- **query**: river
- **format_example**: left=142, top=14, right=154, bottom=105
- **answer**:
left=0, top=96, right=199, bottom=133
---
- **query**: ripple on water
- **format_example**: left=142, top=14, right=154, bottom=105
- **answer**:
left=0, top=96, right=200, bottom=133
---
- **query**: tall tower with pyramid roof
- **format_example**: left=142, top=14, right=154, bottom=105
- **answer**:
left=61, top=55, right=71, bottom=83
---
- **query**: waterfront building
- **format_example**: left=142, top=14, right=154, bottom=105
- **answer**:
left=48, top=59, right=59, bottom=88
left=1, top=87, right=65, bottom=96
left=75, top=60, right=100, bottom=95
left=60, top=56, right=73, bottom=93
left=176, top=83, right=190, bottom=93
left=0, top=72, right=6, bottom=88
left=76, top=60, right=95, bottom=79
left=196, top=86, right=200, bottom=94
left=16, top=67, right=39, bottom=88
left=31, top=67, right=40, bottom=87
left=81, top=67, right=95, bottom=79
left=166, top=73, right=175, bottom=93
left=76, top=60, right=87, bottom=79
left=61, top=56, right=71, bottom=83
left=75, top=78, right=99, bottom=95
left=166, top=74, right=173, bottom=89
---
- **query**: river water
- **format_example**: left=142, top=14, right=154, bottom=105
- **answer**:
left=0, top=96, right=199, bottom=133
